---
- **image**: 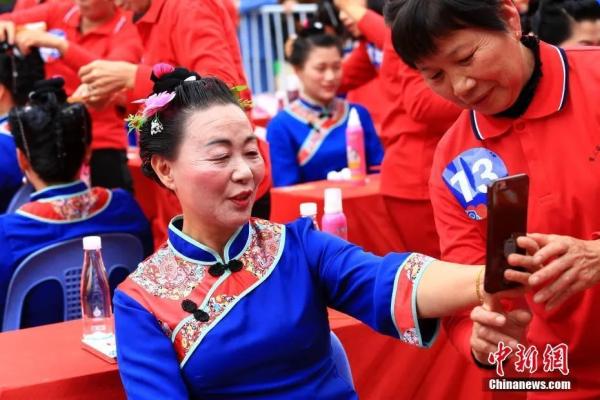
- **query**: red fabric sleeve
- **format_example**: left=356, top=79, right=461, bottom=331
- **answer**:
left=397, top=60, right=461, bottom=127
left=171, top=0, right=242, bottom=86
left=0, top=1, right=55, bottom=24
left=356, top=10, right=386, bottom=50
left=131, top=64, right=153, bottom=101
left=339, top=42, right=377, bottom=93
left=593, top=232, right=600, bottom=240
left=429, top=139, right=487, bottom=361
left=62, top=16, right=142, bottom=71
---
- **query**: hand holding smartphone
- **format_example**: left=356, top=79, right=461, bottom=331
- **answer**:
left=484, top=174, right=529, bottom=293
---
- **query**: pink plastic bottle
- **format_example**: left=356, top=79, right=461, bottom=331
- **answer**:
left=321, top=188, right=348, bottom=240
left=345, top=108, right=367, bottom=184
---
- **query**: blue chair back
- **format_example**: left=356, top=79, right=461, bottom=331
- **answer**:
left=6, top=183, right=34, bottom=213
left=2, top=233, right=143, bottom=331
left=330, top=331, right=354, bottom=388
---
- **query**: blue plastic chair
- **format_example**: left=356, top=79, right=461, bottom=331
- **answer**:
left=2, top=233, right=143, bottom=331
left=5, top=183, right=34, bottom=213
left=330, top=331, right=354, bottom=388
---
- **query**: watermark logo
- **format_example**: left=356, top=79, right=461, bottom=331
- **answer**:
left=486, top=342, right=571, bottom=392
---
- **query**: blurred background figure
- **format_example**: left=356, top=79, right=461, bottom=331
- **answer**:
left=335, top=0, right=387, bottom=129
left=266, top=22, right=382, bottom=186
left=0, top=43, right=44, bottom=213
left=529, top=0, right=600, bottom=46
left=0, top=0, right=143, bottom=192
left=0, top=78, right=151, bottom=330
left=78, top=0, right=273, bottom=219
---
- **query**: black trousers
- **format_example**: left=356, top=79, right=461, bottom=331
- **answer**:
left=90, top=149, right=134, bottom=193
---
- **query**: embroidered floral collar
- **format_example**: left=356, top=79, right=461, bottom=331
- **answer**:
left=167, top=216, right=252, bottom=264
left=30, top=180, right=89, bottom=202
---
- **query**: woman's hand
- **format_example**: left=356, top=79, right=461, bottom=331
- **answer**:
left=470, top=295, right=532, bottom=365
left=79, top=60, right=137, bottom=102
left=0, top=21, right=16, bottom=44
left=15, top=29, right=68, bottom=55
left=516, top=234, right=600, bottom=310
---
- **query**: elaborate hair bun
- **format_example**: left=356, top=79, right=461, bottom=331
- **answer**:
left=30, top=77, right=68, bottom=104
left=151, top=65, right=202, bottom=94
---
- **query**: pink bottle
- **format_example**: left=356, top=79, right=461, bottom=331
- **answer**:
left=345, top=108, right=367, bottom=184
left=321, top=188, right=348, bottom=240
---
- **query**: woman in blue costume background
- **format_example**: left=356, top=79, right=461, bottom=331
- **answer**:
left=0, top=78, right=152, bottom=329
left=266, top=22, right=384, bottom=187
left=0, top=43, right=45, bottom=213
left=115, top=65, right=535, bottom=399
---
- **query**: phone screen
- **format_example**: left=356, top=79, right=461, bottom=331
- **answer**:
left=484, top=174, right=529, bottom=293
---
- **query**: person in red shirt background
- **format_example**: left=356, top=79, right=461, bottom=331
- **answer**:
left=0, top=0, right=143, bottom=191
left=334, top=0, right=386, bottom=130
left=377, top=31, right=462, bottom=258
left=386, top=0, right=600, bottom=397
left=76, top=0, right=272, bottom=219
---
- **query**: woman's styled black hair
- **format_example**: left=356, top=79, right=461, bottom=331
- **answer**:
left=138, top=67, right=242, bottom=184
left=0, top=43, right=45, bottom=106
left=287, top=20, right=343, bottom=68
left=384, top=0, right=507, bottom=68
left=531, top=0, right=600, bottom=45
left=10, top=78, right=92, bottom=183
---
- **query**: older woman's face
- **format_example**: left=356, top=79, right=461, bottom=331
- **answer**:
left=165, top=104, right=264, bottom=232
left=414, top=5, right=532, bottom=115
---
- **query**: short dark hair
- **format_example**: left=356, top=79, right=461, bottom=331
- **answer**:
left=0, top=45, right=45, bottom=106
left=384, top=0, right=507, bottom=68
left=10, top=78, right=92, bottom=184
left=138, top=67, right=242, bottom=185
left=531, top=0, right=600, bottom=45
left=288, top=21, right=343, bottom=68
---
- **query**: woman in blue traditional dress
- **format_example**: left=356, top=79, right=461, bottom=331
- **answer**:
left=266, top=23, right=384, bottom=187
left=0, top=78, right=152, bottom=329
left=115, top=65, right=533, bottom=399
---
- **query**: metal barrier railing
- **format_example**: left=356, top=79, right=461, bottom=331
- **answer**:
left=239, top=4, right=318, bottom=94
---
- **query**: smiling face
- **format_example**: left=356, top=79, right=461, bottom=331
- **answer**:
left=414, top=3, right=534, bottom=115
left=153, top=104, right=265, bottom=241
left=295, top=46, right=342, bottom=105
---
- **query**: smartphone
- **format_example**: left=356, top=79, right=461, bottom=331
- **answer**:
left=484, top=173, right=529, bottom=293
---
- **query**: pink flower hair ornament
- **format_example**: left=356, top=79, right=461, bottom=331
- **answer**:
left=126, top=62, right=253, bottom=135
left=126, top=91, right=176, bottom=135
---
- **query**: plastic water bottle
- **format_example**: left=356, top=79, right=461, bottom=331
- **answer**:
left=345, top=108, right=367, bottom=184
left=80, top=236, right=113, bottom=340
left=321, top=188, right=348, bottom=240
left=300, top=202, right=319, bottom=230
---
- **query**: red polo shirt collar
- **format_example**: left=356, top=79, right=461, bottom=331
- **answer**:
left=61, top=4, right=128, bottom=36
left=469, top=41, right=569, bottom=140
left=136, top=0, right=167, bottom=25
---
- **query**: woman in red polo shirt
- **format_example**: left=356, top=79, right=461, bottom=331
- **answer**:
left=75, top=0, right=272, bottom=218
left=386, top=0, right=600, bottom=397
left=0, top=0, right=142, bottom=191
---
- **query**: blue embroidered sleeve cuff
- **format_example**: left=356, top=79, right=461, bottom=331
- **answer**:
left=391, top=253, right=440, bottom=348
